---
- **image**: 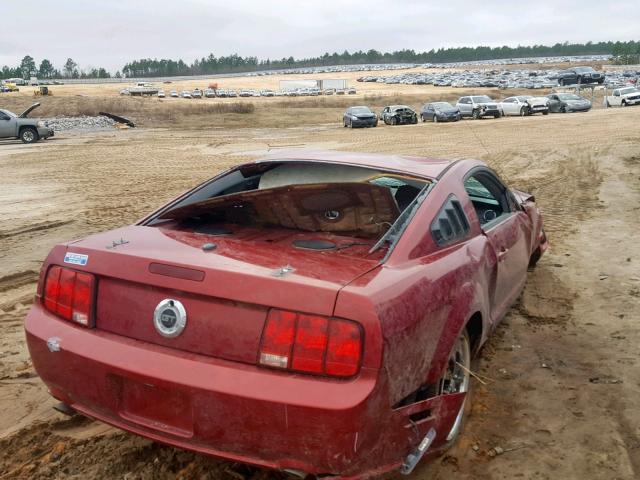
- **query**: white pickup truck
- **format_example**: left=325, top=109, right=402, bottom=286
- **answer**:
left=605, top=86, right=640, bottom=107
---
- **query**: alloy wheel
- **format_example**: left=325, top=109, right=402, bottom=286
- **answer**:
left=441, top=331, right=471, bottom=442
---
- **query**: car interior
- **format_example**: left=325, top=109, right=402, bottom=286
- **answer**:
left=153, top=162, right=428, bottom=245
left=464, top=173, right=510, bottom=225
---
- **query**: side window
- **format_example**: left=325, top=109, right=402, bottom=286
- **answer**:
left=430, top=195, right=470, bottom=247
left=464, top=172, right=511, bottom=226
left=0, top=112, right=9, bottom=121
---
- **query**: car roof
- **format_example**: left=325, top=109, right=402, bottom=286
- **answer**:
left=253, top=149, right=455, bottom=179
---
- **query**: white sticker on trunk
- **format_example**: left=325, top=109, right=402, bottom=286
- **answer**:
left=64, top=252, right=88, bottom=266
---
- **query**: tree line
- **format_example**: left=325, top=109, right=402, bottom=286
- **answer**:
left=2, top=41, right=639, bottom=80
left=121, top=41, right=640, bottom=77
left=1, top=56, right=115, bottom=80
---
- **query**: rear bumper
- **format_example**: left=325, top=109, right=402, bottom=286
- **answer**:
left=351, top=118, right=377, bottom=127
left=480, top=109, right=500, bottom=117
left=24, top=304, right=435, bottom=477
left=436, top=114, right=461, bottom=122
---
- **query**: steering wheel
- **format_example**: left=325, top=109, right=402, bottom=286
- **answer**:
left=483, top=209, right=497, bottom=223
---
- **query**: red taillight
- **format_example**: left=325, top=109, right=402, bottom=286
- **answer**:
left=43, top=265, right=95, bottom=326
left=259, top=309, right=363, bottom=378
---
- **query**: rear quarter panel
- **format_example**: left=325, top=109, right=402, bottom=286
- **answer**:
left=336, top=161, right=493, bottom=404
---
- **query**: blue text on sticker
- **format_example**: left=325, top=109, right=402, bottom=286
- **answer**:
left=64, top=252, right=89, bottom=266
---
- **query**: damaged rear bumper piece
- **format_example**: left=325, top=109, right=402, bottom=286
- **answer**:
left=26, top=304, right=463, bottom=478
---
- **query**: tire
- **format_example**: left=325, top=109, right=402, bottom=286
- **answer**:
left=390, top=117, right=397, bottom=126
left=622, top=100, right=628, bottom=107
left=373, top=120, right=378, bottom=127
left=519, top=107, right=528, bottom=117
left=494, top=112, right=501, bottom=119
left=529, top=247, right=542, bottom=269
left=560, top=106, right=566, bottom=113
left=20, top=127, right=38, bottom=144
left=411, top=116, right=418, bottom=125
left=542, top=111, right=549, bottom=115
left=440, top=329, right=473, bottom=444
left=433, top=115, right=438, bottom=123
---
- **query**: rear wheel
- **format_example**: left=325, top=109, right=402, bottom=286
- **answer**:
left=20, top=127, right=38, bottom=144
left=441, top=330, right=472, bottom=442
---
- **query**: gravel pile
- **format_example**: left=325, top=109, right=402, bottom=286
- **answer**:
left=43, top=116, right=116, bottom=132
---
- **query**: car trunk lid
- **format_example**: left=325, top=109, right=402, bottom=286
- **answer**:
left=65, top=225, right=380, bottom=364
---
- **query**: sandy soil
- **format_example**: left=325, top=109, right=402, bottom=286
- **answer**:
left=0, top=94, right=639, bottom=479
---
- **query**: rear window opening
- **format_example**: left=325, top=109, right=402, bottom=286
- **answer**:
left=148, top=162, right=430, bottom=256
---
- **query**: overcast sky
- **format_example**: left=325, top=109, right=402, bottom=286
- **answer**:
left=2, top=0, right=638, bottom=72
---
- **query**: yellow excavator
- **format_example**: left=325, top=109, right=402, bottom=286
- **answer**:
left=34, top=86, right=52, bottom=96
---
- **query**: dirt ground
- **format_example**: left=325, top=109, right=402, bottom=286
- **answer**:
left=0, top=80, right=639, bottom=479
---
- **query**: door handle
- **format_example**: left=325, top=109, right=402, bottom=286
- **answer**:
left=497, top=247, right=509, bottom=262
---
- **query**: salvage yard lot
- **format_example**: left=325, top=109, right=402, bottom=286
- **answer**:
left=0, top=78, right=639, bottom=479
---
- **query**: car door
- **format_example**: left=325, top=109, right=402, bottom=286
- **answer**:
left=458, top=97, right=471, bottom=116
left=547, top=95, right=560, bottom=112
left=611, top=90, right=621, bottom=106
left=0, top=111, right=16, bottom=138
left=502, top=98, right=516, bottom=115
left=423, top=104, right=432, bottom=120
left=464, top=170, right=531, bottom=325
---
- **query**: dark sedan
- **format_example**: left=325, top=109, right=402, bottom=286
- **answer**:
left=547, top=93, right=592, bottom=113
left=343, top=106, right=378, bottom=128
left=420, top=102, right=461, bottom=122
left=381, top=105, right=418, bottom=125
left=556, top=66, right=604, bottom=86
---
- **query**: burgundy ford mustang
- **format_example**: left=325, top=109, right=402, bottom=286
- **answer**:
left=25, top=150, right=547, bottom=478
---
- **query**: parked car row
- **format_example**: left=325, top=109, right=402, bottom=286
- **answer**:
left=121, top=86, right=358, bottom=98
left=357, top=65, right=638, bottom=90
left=342, top=92, right=606, bottom=128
